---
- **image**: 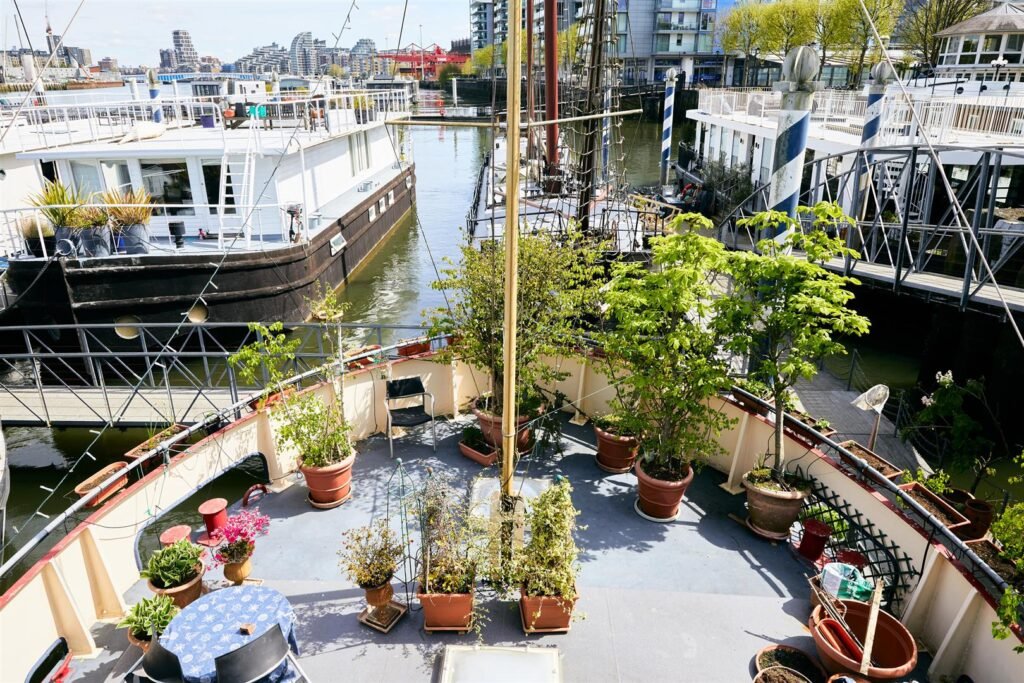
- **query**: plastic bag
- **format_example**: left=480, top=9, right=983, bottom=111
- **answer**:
left=821, top=562, right=874, bottom=601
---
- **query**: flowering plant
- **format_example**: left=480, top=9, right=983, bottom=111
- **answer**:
left=211, top=510, right=270, bottom=566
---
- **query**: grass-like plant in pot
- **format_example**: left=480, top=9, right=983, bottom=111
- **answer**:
left=417, top=476, right=485, bottom=632
left=118, top=594, right=179, bottom=652
left=141, top=539, right=205, bottom=609
left=29, top=180, right=85, bottom=247
left=102, top=188, right=154, bottom=255
left=339, top=519, right=404, bottom=620
left=513, top=478, right=580, bottom=633
left=275, top=392, right=355, bottom=507
left=76, top=203, right=113, bottom=257
left=600, top=216, right=735, bottom=521
left=429, top=227, right=602, bottom=453
left=717, top=204, right=869, bottom=540
left=18, top=214, right=55, bottom=258
left=210, top=509, right=270, bottom=584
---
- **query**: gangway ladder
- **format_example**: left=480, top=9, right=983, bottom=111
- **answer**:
left=216, top=114, right=262, bottom=250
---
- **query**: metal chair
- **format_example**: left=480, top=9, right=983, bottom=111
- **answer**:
left=213, top=624, right=308, bottom=683
left=140, top=638, right=184, bottom=683
left=383, top=377, right=435, bottom=458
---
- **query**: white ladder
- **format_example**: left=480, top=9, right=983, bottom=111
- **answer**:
left=217, top=117, right=261, bottom=249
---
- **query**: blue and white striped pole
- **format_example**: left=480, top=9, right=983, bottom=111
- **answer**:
left=767, top=47, right=820, bottom=240
left=850, top=62, right=897, bottom=217
left=659, top=68, right=678, bottom=187
left=147, top=70, right=163, bottom=124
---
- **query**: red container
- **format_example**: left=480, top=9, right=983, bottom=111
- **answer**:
left=159, top=524, right=192, bottom=548
left=197, top=498, right=228, bottom=545
left=798, top=519, right=832, bottom=562
left=835, top=549, right=868, bottom=569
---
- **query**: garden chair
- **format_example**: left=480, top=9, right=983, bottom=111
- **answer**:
left=213, top=624, right=308, bottom=683
left=140, top=638, right=184, bottom=683
left=383, top=376, right=436, bottom=458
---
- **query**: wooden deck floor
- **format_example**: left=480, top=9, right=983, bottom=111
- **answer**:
left=0, top=386, right=236, bottom=426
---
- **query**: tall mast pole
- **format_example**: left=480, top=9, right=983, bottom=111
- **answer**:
left=576, top=0, right=609, bottom=232
left=543, top=0, right=559, bottom=175
left=525, top=0, right=535, bottom=166
left=500, top=0, right=523, bottom=499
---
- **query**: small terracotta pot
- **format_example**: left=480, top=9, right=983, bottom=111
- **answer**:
left=635, top=460, right=694, bottom=521
left=148, top=564, right=204, bottom=609
left=962, top=498, right=995, bottom=539
left=519, top=590, right=576, bottom=633
left=753, top=666, right=810, bottom=683
left=754, top=643, right=826, bottom=680
left=593, top=425, right=639, bottom=473
left=473, top=406, right=532, bottom=452
left=223, top=557, right=252, bottom=584
left=458, top=440, right=498, bottom=466
left=300, top=453, right=356, bottom=506
left=744, top=473, right=808, bottom=540
left=365, top=581, right=394, bottom=609
left=418, top=585, right=474, bottom=631
left=126, top=630, right=153, bottom=653
left=834, top=550, right=867, bottom=569
left=797, top=519, right=832, bottom=562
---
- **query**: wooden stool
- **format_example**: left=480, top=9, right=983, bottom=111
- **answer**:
left=159, top=524, right=192, bottom=547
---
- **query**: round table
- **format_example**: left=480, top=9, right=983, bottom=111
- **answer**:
left=161, top=585, right=298, bottom=683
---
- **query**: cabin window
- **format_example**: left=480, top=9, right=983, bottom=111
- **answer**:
left=202, top=162, right=236, bottom=215
left=368, top=204, right=377, bottom=222
left=387, top=190, right=394, bottom=206
left=350, top=132, right=371, bottom=175
left=142, top=160, right=195, bottom=216
left=1006, top=35, right=1023, bottom=64
left=101, top=161, right=132, bottom=193
left=70, top=161, right=102, bottom=195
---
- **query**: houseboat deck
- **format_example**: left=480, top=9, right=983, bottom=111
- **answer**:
left=77, top=417, right=931, bottom=683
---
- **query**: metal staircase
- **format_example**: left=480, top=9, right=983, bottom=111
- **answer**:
left=217, top=117, right=261, bottom=249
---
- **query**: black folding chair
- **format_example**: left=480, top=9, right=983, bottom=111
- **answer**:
left=384, top=377, right=436, bottom=458
left=214, top=624, right=308, bottom=683
left=140, top=638, right=184, bottom=683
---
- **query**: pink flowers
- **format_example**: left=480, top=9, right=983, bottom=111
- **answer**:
left=211, top=509, right=270, bottom=566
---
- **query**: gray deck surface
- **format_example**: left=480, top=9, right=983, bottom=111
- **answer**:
left=76, top=416, right=932, bottom=682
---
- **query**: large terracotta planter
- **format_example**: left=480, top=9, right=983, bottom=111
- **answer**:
left=473, top=407, right=531, bottom=452
left=744, top=472, right=809, bottom=540
left=73, top=462, right=128, bottom=507
left=519, top=591, right=576, bottom=633
left=223, top=557, right=252, bottom=584
left=810, top=600, right=917, bottom=680
left=458, top=440, right=498, bottom=466
left=755, top=643, right=826, bottom=681
left=418, top=586, right=474, bottom=631
left=593, top=425, right=639, bottom=473
left=300, top=454, right=355, bottom=507
left=148, top=565, right=204, bottom=609
left=364, top=581, right=394, bottom=608
left=635, top=460, right=694, bottom=522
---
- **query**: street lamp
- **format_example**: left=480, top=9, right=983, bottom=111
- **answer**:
left=992, top=57, right=1010, bottom=99
left=752, top=47, right=760, bottom=87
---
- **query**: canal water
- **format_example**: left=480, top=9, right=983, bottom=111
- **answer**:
left=0, top=116, right=687, bottom=589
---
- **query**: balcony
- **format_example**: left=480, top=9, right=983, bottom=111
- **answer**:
left=656, top=22, right=700, bottom=32
left=660, top=0, right=702, bottom=10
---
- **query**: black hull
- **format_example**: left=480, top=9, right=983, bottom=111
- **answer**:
left=4, top=166, right=415, bottom=331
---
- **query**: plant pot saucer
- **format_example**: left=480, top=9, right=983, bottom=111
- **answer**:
left=595, top=456, right=633, bottom=474
left=423, top=620, right=475, bottom=635
left=745, top=515, right=791, bottom=541
left=357, top=599, right=407, bottom=633
left=196, top=532, right=223, bottom=547
left=307, top=491, right=352, bottom=510
left=633, top=497, right=679, bottom=523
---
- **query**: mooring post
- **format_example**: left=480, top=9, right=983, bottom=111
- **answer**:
left=766, top=46, right=821, bottom=241
left=659, top=68, right=677, bottom=187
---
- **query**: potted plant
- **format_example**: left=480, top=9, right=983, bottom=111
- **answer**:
left=600, top=218, right=735, bottom=521
left=29, top=180, right=85, bottom=248
left=458, top=425, right=498, bottom=466
left=591, top=412, right=639, bottom=474
left=717, top=205, right=870, bottom=539
left=275, top=392, right=356, bottom=507
left=514, top=479, right=580, bottom=633
left=210, top=509, right=270, bottom=584
left=339, top=519, right=404, bottom=617
left=353, top=94, right=375, bottom=124
left=103, top=187, right=154, bottom=255
left=981, top=502, right=1024, bottom=652
left=228, top=321, right=301, bottom=411
left=76, top=203, right=112, bottom=257
left=73, top=462, right=129, bottom=507
left=118, top=594, right=179, bottom=652
left=416, top=477, right=482, bottom=632
left=141, top=539, right=205, bottom=608
left=430, top=227, right=601, bottom=454
left=19, top=215, right=55, bottom=258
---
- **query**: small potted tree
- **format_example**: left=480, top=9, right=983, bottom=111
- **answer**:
left=228, top=321, right=301, bottom=411
left=717, top=205, right=870, bottom=539
left=77, top=203, right=112, bottom=257
left=416, top=477, right=482, bottom=632
left=141, top=539, right=205, bottom=608
left=103, top=187, right=154, bottom=254
left=514, top=479, right=580, bottom=633
left=118, top=594, right=179, bottom=652
left=29, top=180, right=85, bottom=247
left=601, top=219, right=735, bottom=520
left=339, top=519, right=405, bottom=620
left=210, top=509, right=270, bottom=584
left=275, top=392, right=356, bottom=507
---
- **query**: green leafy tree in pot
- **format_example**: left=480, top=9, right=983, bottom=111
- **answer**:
left=228, top=321, right=301, bottom=409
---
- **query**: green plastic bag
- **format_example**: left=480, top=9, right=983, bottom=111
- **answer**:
left=821, top=562, right=873, bottom=601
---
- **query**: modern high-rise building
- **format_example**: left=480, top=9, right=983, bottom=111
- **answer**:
left=234, top=43, right=290, bottom=73
left=45, top=32, right=65, bottom=59
left=65, top=46, right=92, bottom=67
left=159, top=48, right=178, bottom=69
left=172, top=30, right=199, bottom=69
left=470, top=1, right=495, bottom=51
left=289, top=32, right=317, bottom=75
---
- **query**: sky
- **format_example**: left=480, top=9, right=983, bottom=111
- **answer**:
left=4, top=0, right=470, bottom=65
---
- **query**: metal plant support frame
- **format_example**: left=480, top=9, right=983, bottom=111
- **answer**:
left=383, top=459, right=423, bottom=614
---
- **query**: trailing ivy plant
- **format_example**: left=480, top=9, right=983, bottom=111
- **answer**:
left=513, top=479, right=580, bottom=601
left=716, top=206, right=870, bottom=475
left=599, top=214, right=735, bottom=480
left=990, top=502, right=1024, bottom=652
left=428, top=226, right=603, bottom=415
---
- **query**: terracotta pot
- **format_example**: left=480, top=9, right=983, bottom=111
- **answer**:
left=397, top=340, right=431, bottom=357
left=941, top=487, right=972, bottom=511
left=962, top=498, right=995, bottom=539
left=744, top=473, right=809, bottom=540
left=593, top=425, right=639, bottom=473
left=126, top=630, right=153, bottom=653
left=473, top=407, right=531, bottom=452
left=798, top=519, right=832, bottom=562
left=753, top=666, right=810, bottom=683
left=635, top=460, right=694, bottom=521
left=147, top=565, right=204, bottom=609
left=458, top=440, right=498, bottom=466
left=519, top=591, right=576, bottom=633
left=418, top=586, right=474, bottom=631
left=754, top=643, right=826, bottom=681
left=223, top=557, right=252, bottom=584
left=364, top=581, right=394, bottom=608
left=300, top=453, right=355, bottom=506
left=809, top=600, right=917, bottom=680
left=73, top=462, right=129, bottom=507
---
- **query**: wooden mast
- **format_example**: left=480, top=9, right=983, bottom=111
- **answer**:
left=575, top=0, right=609, bottom=232
left=544, top=0, right=559, bottom=175
left=500, top=0, right=523, bottom=499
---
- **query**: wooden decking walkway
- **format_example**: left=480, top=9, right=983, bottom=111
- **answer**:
left=0, top=385, right=236, bottom=426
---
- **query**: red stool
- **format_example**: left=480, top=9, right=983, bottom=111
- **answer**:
left=159, top=524, right=192, bottom=548
left=197, top=498, right=228, bottom=546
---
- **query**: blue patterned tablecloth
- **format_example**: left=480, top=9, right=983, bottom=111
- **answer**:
left=161, top=585, right=299, bottom=683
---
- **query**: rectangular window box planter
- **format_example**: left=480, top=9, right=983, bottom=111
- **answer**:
left=897, top=482, right=970, bottom=533
left=396, top=339, right=431, bottom=357
left=74, top=462, right=129, bottom=507
left=123, top=423, right=189, bottom=473
left=786, top=411, right=837, bottom=447
left=965, top=538, right=1022, bottom=586
left=838, top=440, right=905, bottom=483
